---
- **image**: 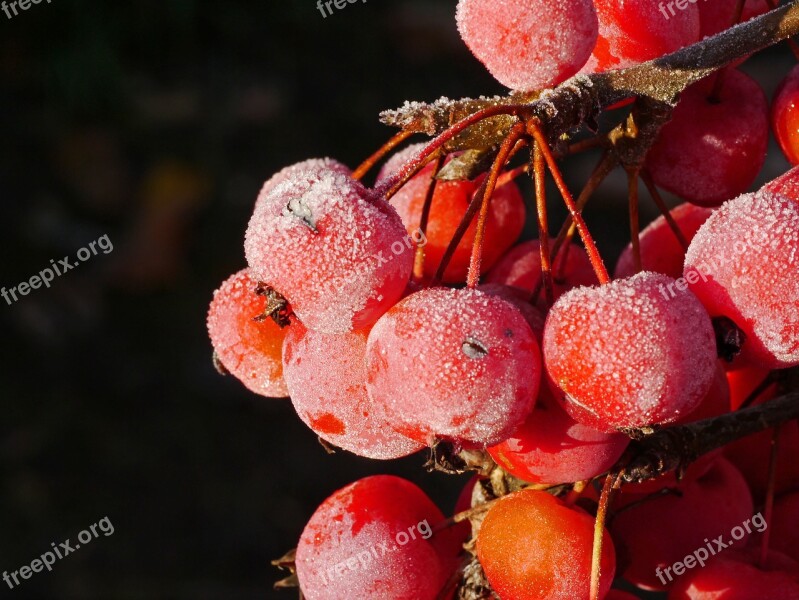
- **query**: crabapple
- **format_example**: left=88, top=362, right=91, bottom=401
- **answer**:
left=476, top=489, right=616, bottom=599
left=646, top=70, right=769, bottom=206
left=207, top=269, right=288, bottom=397
left=543, top=272, right=717, bottom=432
left=245, top=165, right=412, bottom=333
left=684, top=191, right=799, bottom=369
left=773, top=65, right=799, bottom=165
left=455, top=0, right=598, bottom=91
left=611, top=457, right=754, bottom=590
left=614, top=203, right=713, bottom=279
left=365, top=287, right=540, bottom=446
left=282, top=323, right=423, bottom=460
left=296, top=475, right=462, bottom=600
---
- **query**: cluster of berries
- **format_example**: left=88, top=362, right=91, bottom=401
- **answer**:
left=206, top=0, right=799, bottom=598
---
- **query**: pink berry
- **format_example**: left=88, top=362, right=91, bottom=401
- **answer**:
left=684, top=191, right=799, bottom=369
left=282, top=323, right=423, bottom=460
left=646, top=70, right=769, bottom=206
left=296, top=475, right=462, bottom=600
left=543, top=272, right=717, bottom=432
left=615, top=203, right=713, bottom=279
left=455, top=0, right=598, bottom=91
left=245, top=165, right=413, bottom=333
left=366, top=287, right=541, bottom=446
left=206, top=269, right=288, bottom=397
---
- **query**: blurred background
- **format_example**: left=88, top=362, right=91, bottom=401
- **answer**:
left=0, top=1, right=793, bottom=598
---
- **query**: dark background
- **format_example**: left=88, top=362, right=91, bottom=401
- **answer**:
left=0, top=1, right=792, bottom=598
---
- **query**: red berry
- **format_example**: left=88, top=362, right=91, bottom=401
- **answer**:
left=668, top=549, right=799, bottom=599
left=646, top=70, right=769, bottom=207
left=455, top=0, right=598, bottom=91
left=245, top=165, right=413, bottom=333
left=582, top=0, right=700, bottom=73
left=476, top=489, right=616, bottom=600
left=478, top=283, right=546, bottom=341
left=485, top=240, right=598, bottom=307
left=774, top=65, right=799, bottom=165
left=698, top=0, right=770, bottom=38
left=611, top=457, right=754, bottom=590
left=684, top=191, right=799, bottom=369
left=726, top=365, right=777, bottom=411
left=365, top=287, right=540, bottom=446
left=207, top=269, right=288, bottom=397
left=763, top=165, right=799, bottom=202
left=606, top=592, right=639, bottom=600
left=614, top=203, right=713, bottom=280
left=282, top=323, right=423, bottom=460
left=543, top=272, right=717, bottom=432
left=488, top=385, right=629, bottom=485
left=379, top=151, right=525, bottom=283
left=296, top=475, right=461, bottom=600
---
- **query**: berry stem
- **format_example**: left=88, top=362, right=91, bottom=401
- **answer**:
left=432, top=138, right=527, bottom=284
left=628, top=168, right=643, bottom=274
left=760, top=424, right=781, bottom=568
left=533, top=142, right=556, bottom=304
left=591, top=472, right=621, bottom=600
left=352, top=129, right=414, bottom=181
left=641, top=170, right=689, bottom=251
left=467, top=123, right=528, bottom=288
left=528, top=121, right=611, bottom=285
left=413, top=155, right=444, bottom=281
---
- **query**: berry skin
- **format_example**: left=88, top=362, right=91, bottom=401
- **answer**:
left=614, top=203, right=713, bottom=279
left=606, top=592, right=639, bottom=600
left=582, top=0, right=700, bottom=74
left=488, top=385, right=629, bottom=485
left=207, top=269, right=288, bottom=397
left=773, top=65, right=799, bottom=165
left=697, top=0, right=770, bottom=38
left=646, top=70, right=769, bottom=207
left=296, top=475, right=462, bottom=600
left=763, top=165, right=799, bottom=203
left=378, top=150, right=525, bottom=284
left=478, top=283, right=546, bottom=341
left=282, top=323, right=423, bottom=460
left=476, top=489, right=616, bottom=600
left=611, top=457, right=754, bottom=591
left=684, top=191, right=799, bottom=369
left=365, top=287, right=540, bottom=446
left=485, top=240, right=598, bottom=307
left=245, top=165, right=413, bottom=333
left=543, top=272, right=717, bottom=432
left=455, top=0, right=598, bottom=91
left=668, top=549, right=799, bottom=599
left=257, top=157, right=351, bottom=202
